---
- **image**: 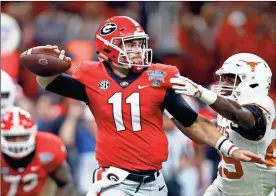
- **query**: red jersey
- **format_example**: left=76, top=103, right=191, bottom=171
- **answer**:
left=1, top=132, right=66, bottom=196
left=73, top=62, right=179, bottom=171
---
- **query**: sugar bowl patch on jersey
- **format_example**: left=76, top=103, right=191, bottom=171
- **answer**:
left=147, top=70, right=167, bottom=87
left=1, top=167, right=9, bottom=175
left=39, top=153, right=54, bottom=164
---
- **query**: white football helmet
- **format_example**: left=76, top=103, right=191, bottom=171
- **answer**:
left=211, top=53, right=272, bottom=100
left=1, top=70, right=16, bottom=114
left=1, top=107, right=37, bottom=158
left=1, top=13, right=21, bottom=53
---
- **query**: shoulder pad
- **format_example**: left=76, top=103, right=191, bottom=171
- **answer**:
left=239, top=95, right=275, bottom=119
left=72, top=61, right=100, bottom=79
left=72, top=61, right=103, bottom=88
left=37, top=132, right=67, bottom=173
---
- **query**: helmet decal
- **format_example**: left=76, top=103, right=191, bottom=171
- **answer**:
left=100, top=23, right=117, bottom=36
left=238, top=60, right=262, bottom=72
left=1, top=107, right=37, bottom=158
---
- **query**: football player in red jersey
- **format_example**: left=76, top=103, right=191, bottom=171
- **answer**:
left=1, top=107, right=73, bottom=196
left=30, top=16, right=264, bottom=196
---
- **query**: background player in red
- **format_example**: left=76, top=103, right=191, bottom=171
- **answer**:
left=1, top=106, right=73, bottom=196
left=27, top=16, right=264, bottom=196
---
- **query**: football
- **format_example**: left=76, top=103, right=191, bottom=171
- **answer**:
left=20, top=46, right=71, bottom=77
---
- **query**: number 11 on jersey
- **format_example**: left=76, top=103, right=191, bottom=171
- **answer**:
left=108, top=92, right=141, bottom=132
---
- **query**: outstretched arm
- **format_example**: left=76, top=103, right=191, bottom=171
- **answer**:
left=164, top=91, right=265, bottom=164
left=164, top=109, right=204, bottom=144
left=184, top=115, right=264, bottom=163
left=170, top=76, right=267, bottom=133
left=37, top=73, right=89, bottom=103
left=202, top=93, right=255, bottom=129
left=50, top=161, right=74, bottom=196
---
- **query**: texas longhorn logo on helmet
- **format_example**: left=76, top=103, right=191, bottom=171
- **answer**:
left=239, top=60, right=262, bottom=72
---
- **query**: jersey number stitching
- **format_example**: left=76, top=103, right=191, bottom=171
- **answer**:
left=219, top=139, right=276, bottom=180
left=265, top=139, right=276, bottom=168
left=108, top=92, right=141, bottom=132
left=218, top=153, right=244, bottom=179
left=3, top=173, right=38, bottom=196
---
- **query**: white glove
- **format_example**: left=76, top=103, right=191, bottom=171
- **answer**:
left=170, top=76, right=203, bottom=98
left=86, top=167, right=129, bottom=196
left=170, top=76, right=217, bottom=105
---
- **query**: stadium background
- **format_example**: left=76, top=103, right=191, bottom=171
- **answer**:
left=1, top=1, right=275, bottom=196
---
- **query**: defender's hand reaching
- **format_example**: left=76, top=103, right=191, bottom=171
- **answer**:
left=170, top=76, right=203, bottom=98
left=231, top=149, right=266, bottom=164
left=170, top=76, right=218, bottom=105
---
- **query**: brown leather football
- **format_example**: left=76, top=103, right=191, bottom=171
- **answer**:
left=20, top=46, right=71, bottom=77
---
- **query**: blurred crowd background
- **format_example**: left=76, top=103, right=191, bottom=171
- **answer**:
left=1, top=1, right=275, bottom=196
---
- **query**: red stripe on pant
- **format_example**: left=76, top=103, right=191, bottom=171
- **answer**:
left=97, top=168, right=106, bottom=196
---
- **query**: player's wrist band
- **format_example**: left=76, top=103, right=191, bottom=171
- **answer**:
left=199, top=88, right=217, bottom=105
left=215, top=136, right=239, bottom=156
left=164, top=109, right=173, bottom=119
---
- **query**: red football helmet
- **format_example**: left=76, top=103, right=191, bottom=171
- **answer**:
left=94, top=16, right=152, bottom=70
left=1, top=106, right=37, bottom=158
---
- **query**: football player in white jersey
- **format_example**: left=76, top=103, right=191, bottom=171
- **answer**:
left=169, top=53, right=276, bottom=196
left=1, top=69, right=16, bottom=115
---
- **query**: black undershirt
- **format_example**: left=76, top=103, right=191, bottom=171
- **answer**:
left=231, top=105, right=266, bottom=140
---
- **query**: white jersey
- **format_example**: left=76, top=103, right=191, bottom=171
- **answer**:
left=214, top=95, right=276, bottom=196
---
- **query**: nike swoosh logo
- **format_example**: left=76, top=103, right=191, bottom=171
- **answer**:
left=138, top=85, right=149, bottom=89
left=159, top=185, right=165, bottom=191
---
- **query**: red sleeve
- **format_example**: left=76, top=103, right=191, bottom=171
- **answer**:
left=40, top=134, right=67, bottom=174
left=72, top=61, right=85, bottom=80
left=72, top=61, right=100, bottom=89
left=72, top=61, right=97, bottom=80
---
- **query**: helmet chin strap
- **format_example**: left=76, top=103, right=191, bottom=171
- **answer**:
left=97, top=34, right=152, bottom=69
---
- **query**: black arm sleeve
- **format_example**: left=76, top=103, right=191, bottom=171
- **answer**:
left=163, top=90, right=198, bottom=127
left=45, top=74, right=89, bottom=104
left=231, top=105, right=266, bottom=140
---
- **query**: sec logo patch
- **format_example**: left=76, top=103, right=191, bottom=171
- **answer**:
left=99, top=80, right=110, bottom=91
